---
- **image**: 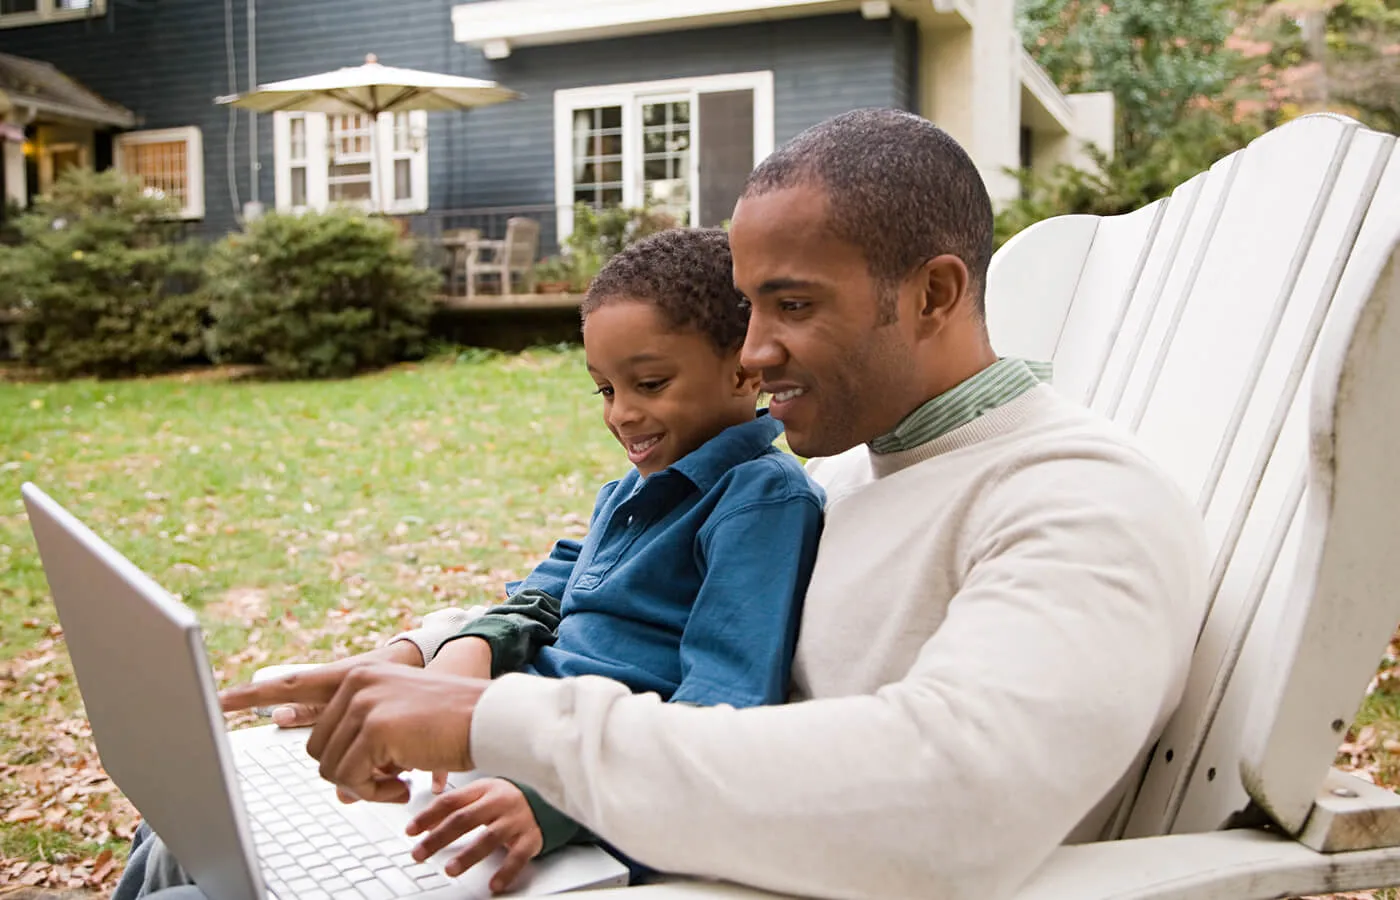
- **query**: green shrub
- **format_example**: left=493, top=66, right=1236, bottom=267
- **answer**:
left=204, top=209, right=439, bottom=379
left=0, top=169, right=206, bottom=378
left=563, top=203, right=679, bottom=291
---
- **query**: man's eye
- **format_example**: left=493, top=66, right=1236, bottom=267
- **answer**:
left=779, top=299, right=810, bottom=313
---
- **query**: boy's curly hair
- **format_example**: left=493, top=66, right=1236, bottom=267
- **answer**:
left=581, top=227, right=749, bottom=353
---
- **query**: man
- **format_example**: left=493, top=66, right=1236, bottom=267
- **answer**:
left=216, top=108, right=1208, bottom=900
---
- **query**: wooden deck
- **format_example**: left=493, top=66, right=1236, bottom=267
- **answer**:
left=436, top=292, right=583, bottom=312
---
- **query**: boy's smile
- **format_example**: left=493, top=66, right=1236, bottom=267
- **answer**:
left=584, top=299, right=759, bottom=477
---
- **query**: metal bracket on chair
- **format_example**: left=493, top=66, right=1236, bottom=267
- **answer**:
left=1298, top=769, right=1400, bottom=852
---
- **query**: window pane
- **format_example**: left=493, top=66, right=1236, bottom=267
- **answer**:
left=1, top=0, right=40, bottom=12
left=291, top=167, right=307, bottom=207
left=641, top=101, right=692, bottom=223
left=57, top=0, right=92, bottom=8
left=289, top=117, right=306, bottom=161
left=394, top=159, right=411, bottom=201
left=393, top=113, right=410, bottom=153
left=571, top=105, right=624, bottom=208
left=120, top=138, right=189, bottom=210
left=601, top=188, right=623, bottom=206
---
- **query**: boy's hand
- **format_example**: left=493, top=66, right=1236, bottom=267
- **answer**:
left=407, top=778, right=543, bottom=893
left=425, top=637, right=494, bottom=792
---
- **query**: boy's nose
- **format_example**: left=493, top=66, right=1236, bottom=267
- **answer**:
left=607, top=396, right=644, bottom=429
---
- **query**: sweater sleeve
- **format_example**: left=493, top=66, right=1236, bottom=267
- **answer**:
left=468, top=453, right=1208, bottom=900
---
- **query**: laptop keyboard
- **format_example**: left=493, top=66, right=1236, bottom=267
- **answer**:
left=235, top=743, right=451, bottom=900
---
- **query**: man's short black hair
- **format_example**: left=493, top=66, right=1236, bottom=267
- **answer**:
left=741, top=108, right=994, bottom=318
left=582, top=227, right=749, bottom=353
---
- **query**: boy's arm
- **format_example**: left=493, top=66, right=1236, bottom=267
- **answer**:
left=669, top=474, right=824, bottom=708
left=442, top=588, right=564, bottom=677
left=392, top=538, right=579, bottom=669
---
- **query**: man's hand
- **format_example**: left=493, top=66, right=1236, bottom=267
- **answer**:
left=222, top=662, right=489, bottom=802
left=233, top=641, right=426, bottom=729
left=425, top=637, right=495, bottom=792
left=407, top=778, right=543, bottom=893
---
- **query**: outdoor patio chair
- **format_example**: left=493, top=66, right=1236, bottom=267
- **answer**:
left=575, top=112, right=1400, bottom=899
left=464, top=216, right=540, bottom=298
left=439, top=227, right=482, bottom=297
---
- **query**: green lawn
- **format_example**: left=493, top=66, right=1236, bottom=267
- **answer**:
left=0, top=347, right=621, bottom=889
left=1, top=347, right=1398, bottom=895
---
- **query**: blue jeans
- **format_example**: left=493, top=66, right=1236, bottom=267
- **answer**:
left=111, top=822, right=208, bottom=900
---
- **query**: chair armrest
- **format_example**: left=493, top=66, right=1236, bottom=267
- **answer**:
left=468, top=239, right=506, bottom=264
left=571, top=831, right=1400, bottom=900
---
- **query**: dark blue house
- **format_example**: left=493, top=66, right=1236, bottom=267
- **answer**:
left=0, top=0, right=1112, bottom=254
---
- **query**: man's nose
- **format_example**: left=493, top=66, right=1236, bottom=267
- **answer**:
left=741, top=312, right=785, bottom=374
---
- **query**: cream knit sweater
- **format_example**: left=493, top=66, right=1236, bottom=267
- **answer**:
left=468, top=385, right=1209, bottom=900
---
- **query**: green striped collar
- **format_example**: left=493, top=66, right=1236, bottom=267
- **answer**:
left=869, top=358, right=1053, bottom=454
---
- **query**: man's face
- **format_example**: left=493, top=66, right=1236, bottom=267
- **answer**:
left=731, top=184, right=922, bottom=459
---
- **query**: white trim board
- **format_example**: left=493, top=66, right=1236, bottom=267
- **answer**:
left=454, top=0, right=971, bottom=54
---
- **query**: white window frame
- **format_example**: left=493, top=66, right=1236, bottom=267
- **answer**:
left=273, top=110, right=429, bottom=215
left=553, top=70, right=775, bottom=240
left=0, top=0, right=105, bottom=29
left=112, top=126, right=205, bottom=220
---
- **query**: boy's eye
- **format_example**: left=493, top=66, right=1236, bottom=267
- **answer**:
left=593, top=385, right=614, bottom=398
left=637, top=379, right=668, bottom=393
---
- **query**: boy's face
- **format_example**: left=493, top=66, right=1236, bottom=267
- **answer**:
left=584, top=300, right=756, bottom=477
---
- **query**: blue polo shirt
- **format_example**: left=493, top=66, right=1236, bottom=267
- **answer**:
left=465, top=411, right=824, bottom=709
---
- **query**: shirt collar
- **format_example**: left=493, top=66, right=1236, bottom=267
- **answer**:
left=665, top=410, right=783, bottom=493
left=869, top=358, right=1052, bottom=455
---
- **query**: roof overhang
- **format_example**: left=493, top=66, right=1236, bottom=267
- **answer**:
left=453, top=0, right=972, bottom=58
left=0, top=52, right=137, bottom=129
left=1018, top=48, right=1076, bottom=135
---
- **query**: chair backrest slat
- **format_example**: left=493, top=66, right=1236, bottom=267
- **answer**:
left=985, top=114, right=1400, bottom=842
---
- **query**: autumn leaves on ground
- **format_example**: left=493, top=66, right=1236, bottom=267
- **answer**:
left=0, top=348, right=614, bottom=892
left=2, top=347, right=1399, bottom=897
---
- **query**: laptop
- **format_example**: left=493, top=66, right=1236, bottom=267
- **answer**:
left=21, top=483, right=631, bottom=900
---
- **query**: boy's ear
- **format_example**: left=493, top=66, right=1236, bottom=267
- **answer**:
left=733, top=364, right=761, bottom=396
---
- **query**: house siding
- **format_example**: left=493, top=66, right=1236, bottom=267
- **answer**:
left=1, top=1, right=912, bottom=241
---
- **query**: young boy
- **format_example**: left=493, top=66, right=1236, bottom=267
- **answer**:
left=390, top=226, right=825, bottom=891
left=111, top=228, right=824, bottom=900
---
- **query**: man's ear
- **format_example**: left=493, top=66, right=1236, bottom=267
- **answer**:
left=912, top=254, right=971, bottom=336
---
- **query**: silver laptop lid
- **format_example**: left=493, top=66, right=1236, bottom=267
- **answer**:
left=23, top=483, right=264, bottom=900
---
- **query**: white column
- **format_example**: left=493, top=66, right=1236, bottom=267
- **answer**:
left=3, top=136, right=25, bottom=208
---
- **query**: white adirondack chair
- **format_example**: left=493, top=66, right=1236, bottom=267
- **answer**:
left=577, top=113, right=1400, bottom=899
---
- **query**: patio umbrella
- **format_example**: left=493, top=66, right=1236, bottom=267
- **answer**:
left=215, top=53, right=521, bottom=211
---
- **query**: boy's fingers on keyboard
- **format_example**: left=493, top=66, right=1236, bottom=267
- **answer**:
left=407, top=781, right=489, bottom=838
left=491, top=841, right=539, bottom=894
left=444, top=828, right=502, bottom=879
